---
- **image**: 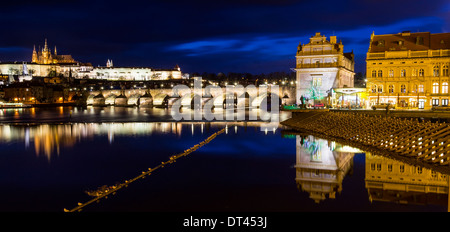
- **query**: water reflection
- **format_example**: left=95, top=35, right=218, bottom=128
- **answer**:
left=365, top=152, right=449, bottom=208
left=0, top=122, right=278, bottom=160
left=295, top=134, right=450, bottom=210
left=295, top=135, right=356, bottom=203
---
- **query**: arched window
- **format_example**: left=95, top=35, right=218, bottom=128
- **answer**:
left=378, top=70, right=383, bottom=77
left=419, top=69, right=424, bottom=77
left=401, top=84, right=406, bottom=93
left=442, top=82, right=448, bottom=94
left=418, top=84, right=424, bottom=93
left=389, top=85, right=394, bottom=93
left=377, top=85, right=383, bottom=93
left=372, top=85, right=377, bottom=93
left=443, top=66, right=449, bottom=76
left=401, top=69, right=406, bottom=77
left=389, top=70, right=394, bottom=77
left=372, top=70, right=377, bottom=77
left=433, top=66, right=440, bottom=77
left=433, top=82, right=439, bottom=94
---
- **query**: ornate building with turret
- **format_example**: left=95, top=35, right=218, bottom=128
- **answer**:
left=295, top=32, right=355, bottom=107
left=32, top=39, right=77, bottom=64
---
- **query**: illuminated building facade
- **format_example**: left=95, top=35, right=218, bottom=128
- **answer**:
left=32, top=39, right=77, bottom=65
left=366, top=31, right=450, bottom=109
left=90, top=63, right=183, bottom=81
left=295, top=32, right=355, bottom=106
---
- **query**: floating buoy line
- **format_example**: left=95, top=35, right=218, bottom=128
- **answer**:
left=64, top=128, right=226, bottom=212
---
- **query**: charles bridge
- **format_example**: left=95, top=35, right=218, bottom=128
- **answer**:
left=77, top=85, right=296, bottom=109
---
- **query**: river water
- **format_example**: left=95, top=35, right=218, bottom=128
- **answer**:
left=0, top=106, right=448, bottom=212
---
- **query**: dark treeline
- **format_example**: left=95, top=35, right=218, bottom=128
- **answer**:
left=190, top=71, right=296, bottom=82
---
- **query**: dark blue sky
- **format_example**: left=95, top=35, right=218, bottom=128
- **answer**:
left=0, top=0, right=448, bottom=74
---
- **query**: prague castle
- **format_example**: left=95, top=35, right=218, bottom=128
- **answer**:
left=0, top=39, right=184, bottom=81
left=32, top=39, right=77, bottom=64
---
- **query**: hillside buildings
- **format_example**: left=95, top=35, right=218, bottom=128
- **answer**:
left=295, top=32, right=355, bottom=107
left=0, top=39, right=184, bottom=82
left=366, top=31, right=450, bottom=110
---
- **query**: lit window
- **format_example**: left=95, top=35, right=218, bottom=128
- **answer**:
left=389, top=85, right=394, bottom=93
left=433, top=66, right=440, bottom=77
left=389, top=70, right=394, bottom=77
left=432, top=99, right=439, bottom=106
left=443, top=66, right=449, bottom=76
left=378, top=70, right=383, bottom=77
left=418, top=85, right=424, bottom=93
left=433, top=82, right=439, bottom=94
left=372, top=70, right=377, bottom=77
left=419, top=69, right=424, bottom=77
left=377, top=85, right=383, bottom=93
left=372, top=85, right=377, bottom=93
left=400, top=165, right=405, bottom=173
left=377, top=164, right=381, bottom=171
left=442, top=99, right=449, bottom=106
left=388, top=164, right=392, bottom=172
left=442, top=82, right=448, bottom=94
left=401, top=69, right=406, bottom=77
left=401, top=84, right=406, bottom=93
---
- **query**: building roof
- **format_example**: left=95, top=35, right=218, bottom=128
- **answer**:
left=369, top=31, right=450, bottom=53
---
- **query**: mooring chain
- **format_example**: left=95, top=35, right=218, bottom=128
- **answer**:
left=64, top=128, right=226, bottom=212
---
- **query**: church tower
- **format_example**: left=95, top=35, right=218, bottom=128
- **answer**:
left=32, top=45, right=38, bottom=63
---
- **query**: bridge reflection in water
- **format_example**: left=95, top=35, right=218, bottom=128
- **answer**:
left=294, top=134, right=450, bottom=210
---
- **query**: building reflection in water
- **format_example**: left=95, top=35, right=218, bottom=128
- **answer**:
left=295, top=134, right=450, bottom=210
left=295, top=135, right=356, bottom=203
left=365, top=152, right=449, bottom=210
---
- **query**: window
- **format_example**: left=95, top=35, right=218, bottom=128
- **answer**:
left=442, top=82, right=448, bottom=94
left=400, top=165, right=405, bottom=173
left=413, top=84, right=418, bottom=93
left=389, top=85, right=394, bottom=93
left=432, top=99, right=439, bottom=106
left=378, top=70, right=383, bottom=77
left=372, top=85, right=377, bottom=93
left=419, top=69, right=424, bottom=77
left=417, top=167, right=422, bottom=174
left=378, top=40, right=385, bottom=46
left=433, top=66, right=440, bottom=77
left=416, top=36, right=424, bottom=45
left=377, top=164, right=381, bottom=171
left=372, top=70, right=377, bottom=77
left=443, top=66, right=449, bottom=76
left=412, top=69, right=417, bottom=76
left=378, top=85, right=383, bottom=93
left=312, top=77, right=322, bottom=87
left=371, top=163, right=376, bottom=171
left=418, top=84, right=424, bottom=93
left=433, top=82, right=439, bottom=94
left=389, top=69, right=394, bottom=77
left=388, top=164, right=393, bottom=172
left=401, top=84, right=406, bottom=93
left=442, top=99, right=449, bottom=106
left=401, top=69, right=406, bottom=77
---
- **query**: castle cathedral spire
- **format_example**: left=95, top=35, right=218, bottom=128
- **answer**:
left=54, top=46, right=57, bottom=55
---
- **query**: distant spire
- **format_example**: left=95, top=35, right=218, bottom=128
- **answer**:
left=54, top=46, right=57, bottom=55
left=44, top=38, right=48, bottom=51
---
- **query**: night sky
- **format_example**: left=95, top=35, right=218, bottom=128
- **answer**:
left=0, top=0, right=448, bottom=74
